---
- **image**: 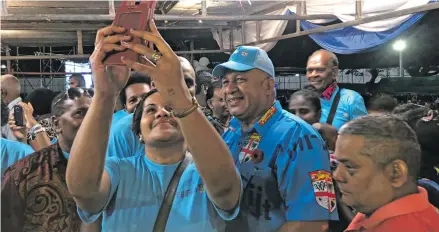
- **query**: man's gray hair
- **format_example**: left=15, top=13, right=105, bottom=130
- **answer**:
left=339, top=115, right=421, bottom=180
left=309, top=49, right=339, bottom=67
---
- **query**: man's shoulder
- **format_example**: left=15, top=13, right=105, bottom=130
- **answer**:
left=4, top=144, right=58, bottom=182
left=340, top=88, right=364, bottom=100
left=377, top=208, right=439, bottom=231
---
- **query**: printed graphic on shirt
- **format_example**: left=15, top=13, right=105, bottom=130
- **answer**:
left=239, top=133, right=262, bottom=163
left=309, top=170, right=336, bottom=213
left=259, top=107, right=277, bottom=126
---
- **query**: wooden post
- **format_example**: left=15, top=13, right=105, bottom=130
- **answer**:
left=77, top=30, right=84, bottom=55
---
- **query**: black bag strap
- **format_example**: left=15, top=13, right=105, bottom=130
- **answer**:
left=326, top=88, right=341, bottom=126
left=153, top=153, right=193, bottom=232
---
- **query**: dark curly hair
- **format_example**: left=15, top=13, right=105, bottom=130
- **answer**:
left=1, top=100, right=9, bottom=127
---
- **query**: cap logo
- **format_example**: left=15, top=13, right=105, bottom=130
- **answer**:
left=241, top=51, right=248, bottom=56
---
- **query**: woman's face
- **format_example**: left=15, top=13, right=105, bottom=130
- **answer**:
left=289, top=95, right=321, bottom=125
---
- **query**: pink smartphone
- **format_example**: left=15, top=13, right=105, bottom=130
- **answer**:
left=103, top=0, right=157, bottom=65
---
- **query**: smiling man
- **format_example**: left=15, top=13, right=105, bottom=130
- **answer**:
left=306, top=50, right=367, bottom=130
left=214, top=46, right=338, bottom=232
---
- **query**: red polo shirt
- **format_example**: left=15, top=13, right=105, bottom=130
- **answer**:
left=345, top=187, right=439, bottom=232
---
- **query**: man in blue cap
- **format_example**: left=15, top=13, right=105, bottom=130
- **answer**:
left=214, top=46, right=339, bottom=232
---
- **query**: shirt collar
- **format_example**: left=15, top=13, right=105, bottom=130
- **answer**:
left=229, top=101, right=283, bottom=138
left=321, top=82, right=338, bottom=100
left=346, top=187, right=432, bottom=231
left=7, top=97, right=22, bottom=111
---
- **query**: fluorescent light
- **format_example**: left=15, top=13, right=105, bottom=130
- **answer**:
left=1, top=64, right=6, bottom=69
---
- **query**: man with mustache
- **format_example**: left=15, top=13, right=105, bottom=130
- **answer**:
left=214, top=46, right=338, bottom=232
left=306, top=50, right=367, bottom=130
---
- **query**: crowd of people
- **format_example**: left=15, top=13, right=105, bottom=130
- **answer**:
left=1, top=21, right=438, bottom=232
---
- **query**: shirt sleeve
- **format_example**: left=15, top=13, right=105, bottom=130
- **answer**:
left=107, top=115, right=143, bottom=158
left=77, top=157, right=121, bottom=223
left=210, top=166, right=243, bottom=221
left=349, top=93, right=367, bottom=120
left=1, top=168, right=25, bottom=232
left=276, top=124, right=339, bottom=221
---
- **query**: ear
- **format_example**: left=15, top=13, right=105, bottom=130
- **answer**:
left=332, top=66, right=339, bottom=79
left=384, top=159, right=409, bottom=188
left=53, top=116, right=62, bottom=134
left=207, top=99, right=213, bottom=110
left=151, top=81, right=156, bottom=89
left=1, top=89, right=7, bottom=98
left=265, top=78, right=275, bottom=95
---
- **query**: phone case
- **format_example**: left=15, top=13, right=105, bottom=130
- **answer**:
left=13, top=105, right=24, bottom=127
left=103, top=0, right=157, bottom=65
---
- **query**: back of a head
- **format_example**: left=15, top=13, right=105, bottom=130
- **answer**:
left=1, top=74, right=21, bottom=100
left=339, top=115, right=421, bottom=181
left=367, top=94, right=397, bottom=113
left=394, top=106, right=427, bottom=130
left=24, top=88, right=56, bottom=117
left=120, top=72, right=152, bottom=107
left=195, top=70, right=214, bottom=95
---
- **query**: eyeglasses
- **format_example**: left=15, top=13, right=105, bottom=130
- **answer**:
left=52, top=87, right=94, bottom=110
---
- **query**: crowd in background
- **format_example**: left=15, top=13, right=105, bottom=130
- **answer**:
left=1, top=21, right=438, bottom=232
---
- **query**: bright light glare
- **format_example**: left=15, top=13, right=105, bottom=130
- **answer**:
left=198, top=20, right=203, bottom=23
left=393, top=40, right=406, bottom=51
left=1, top=64, right=6, bottom=69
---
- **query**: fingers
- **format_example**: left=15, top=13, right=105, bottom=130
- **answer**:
left=129, top=28, right=173, bottom=59
left=121, top=58, right=154, bottom=77
left=99, top=34, right=131, bottom=48
left=120, top=41, right=154, bottom=60
left=95, top=25, right=126, bottom=45
left=149, top=20, right=161, bottom=37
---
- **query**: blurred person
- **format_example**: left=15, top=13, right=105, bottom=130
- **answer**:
left=107, top=56, right=197, bottom=158
left=206, top=80, right=230, bottom=134
left=195, top=70, right=214, bottom=110
left=68, top=73, right=86, bottom=88
left=1, top=74, right=22, bottom=141
left=333, top=115, right=439, bottom=232
left=66, top=23, right=241, bottom=231
left=0, top=100, right=33, bottom=180
left=414, top=115, right=439, bottom=184
left=1, top=88, right=95, bottom=232
left=306, top=50, right=367, bottom=130
left=367, top=94, right=397, bottom=115
left=214, top=46, right=338, bottom=232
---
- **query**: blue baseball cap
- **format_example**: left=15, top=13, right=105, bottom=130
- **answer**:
left=212, top=46, right=275, bottom=78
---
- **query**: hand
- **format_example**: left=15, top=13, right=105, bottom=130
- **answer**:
left=8, top=116, right=26, bottom=142
left=18, top=102, right=38, bottom=129
left=91, top=25, right=132, bottom=96
left=120, top=20, right=191, bottom=108
left=312, top=123, right=338, bottom=151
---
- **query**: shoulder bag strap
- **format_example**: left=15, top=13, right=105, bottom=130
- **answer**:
left=326, top=88, right=341, bottom=126
left=153, top=153, right=193, bottom=232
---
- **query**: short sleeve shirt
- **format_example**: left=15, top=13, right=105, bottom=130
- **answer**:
left=107, top=113, right=144, bottom=158
left=77, top=155, right=240, bottom=232
left=320, top=87, right=367, bottom=130
left=223, top=101, right=339, bottom=232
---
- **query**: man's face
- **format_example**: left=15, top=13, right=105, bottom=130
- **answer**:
left=124, top=83, right=151, bottom=113
left=181, top=61, right=196, bottom=97
left=333, top=134, right=394, bottom=214
left=222, top=69, right=271, bottom=121
left=306, top=53, right=336, bottom=92
left=140, top=93, right=184, bottom=147
left=69, top=77, right=79, bottom=89
left=55, top=96, right=92, bottom=146
left=289, top=95, right=320, bottom=125
left=209, top=88, right=229, bottom=118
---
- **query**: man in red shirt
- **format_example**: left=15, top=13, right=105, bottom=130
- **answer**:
left=333, top=115, right=439, bottom=232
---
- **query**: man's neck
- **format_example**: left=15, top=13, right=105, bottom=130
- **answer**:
left=145, top=142, right=186, bottom=165
left=240, top=101, right=275, bottom=131
left=57, top=137, right=71, bottom=153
